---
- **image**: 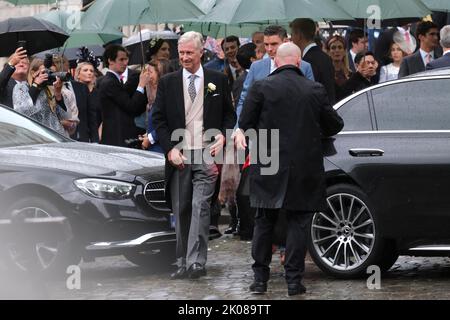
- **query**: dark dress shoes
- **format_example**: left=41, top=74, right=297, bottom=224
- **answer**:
left=224, top=226, right=237, bottom=235
left=188, top=263, right=207, bottom=279
left=170, top=266, right=187, bottom=280
left=249, top=281, right=267, bottom=294
left=287, top=283, right=306, bottom=296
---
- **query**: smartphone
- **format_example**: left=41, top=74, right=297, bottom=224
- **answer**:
left=17, top=40, right=27, bottom=50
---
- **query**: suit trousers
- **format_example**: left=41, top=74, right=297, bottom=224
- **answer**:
left=170, top=149, right=219, bottom=269
left=252, top=208, right=313, bottom=285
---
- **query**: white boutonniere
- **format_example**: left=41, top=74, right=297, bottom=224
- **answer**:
left=205, top=82, right=217, bottom=98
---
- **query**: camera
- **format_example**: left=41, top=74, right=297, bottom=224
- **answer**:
left=124, top=138, right=143, bottom=149
left=42, top=54, right=72, bottom=86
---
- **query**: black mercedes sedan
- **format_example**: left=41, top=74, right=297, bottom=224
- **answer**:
left=309, top=69, right=450, bottom=278
left=0, top=104, right=176, bottom=274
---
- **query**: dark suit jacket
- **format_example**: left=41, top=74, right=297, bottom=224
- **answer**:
left=399, top=49, right=442, bottom=77
left=348, top=51, right=357, bottom=73
left=303, top=46, right=336, bottom=104
left=239, top=65, right=344, bottom=211
left=232, top=70, right=247, bottom=105
left=339, top=72, right=375, bottom=100
left=70, top=81, right=99, bottom=143
left=99, top=71, right=148, bottom=147
left=1, top=64, right=43, bottom=108
left=0, top=64, right=17, bottom=108
left=426, top=52, right=450, bottom=70
left=152, top=68, right=236, bottom=206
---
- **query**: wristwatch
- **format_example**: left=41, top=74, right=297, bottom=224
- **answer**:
left=7, top=62, right=15, bottom=69
left=31, top=82, right=39, bottom=88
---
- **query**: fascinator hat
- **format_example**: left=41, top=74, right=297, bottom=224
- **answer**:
left=76, top=46, right=101, bottom=69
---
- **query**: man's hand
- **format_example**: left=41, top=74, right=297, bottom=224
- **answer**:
left=210, top=134, right=225, bottom=157
left=138, top=66, right=151, bottom=88
left=168, top=148, right=187, bottom=170
left=140, top=134, right=150, bottom=150
left=8, top=47, right=27, bottom=67
left=233, top=129, right=247, bottom=151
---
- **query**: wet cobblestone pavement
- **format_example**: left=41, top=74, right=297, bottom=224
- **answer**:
left=3, top=225, right=450, bottom=300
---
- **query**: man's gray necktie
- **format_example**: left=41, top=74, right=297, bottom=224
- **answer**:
left=188, top=74, right=197, bottom=103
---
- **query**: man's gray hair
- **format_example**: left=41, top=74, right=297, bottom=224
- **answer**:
left=178, top=31, right=204, bottom=51
left=440, top=25, right=450, bottom=49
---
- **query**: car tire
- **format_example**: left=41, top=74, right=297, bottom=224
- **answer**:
left=124, top=243, right=176, bottom=270
left=1, top=197, right=81, bottom=277
left=308, top=183, right=390, bottom=279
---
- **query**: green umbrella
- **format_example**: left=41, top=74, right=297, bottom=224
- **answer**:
left=81, top=0, right=206, bottom=30
left=184, top=21, right=288, bottom=38
left=4, top=0, right=57, bottom=5
left=181, top=0, right=352, bottom=24
left=422, top=0, right=450, bottom=12
left=334, top=0, right=431, bottom=20
left=35, top=10, right=123, bottom=48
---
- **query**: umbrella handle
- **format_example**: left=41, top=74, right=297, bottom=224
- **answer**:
left=138, top=24, right=145, bottom=68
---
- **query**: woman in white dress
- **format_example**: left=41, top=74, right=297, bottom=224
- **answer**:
left=379, top=42, right=407, bottom=83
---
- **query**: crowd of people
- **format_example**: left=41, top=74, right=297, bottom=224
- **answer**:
left=1, top=17, right=450, bottom=297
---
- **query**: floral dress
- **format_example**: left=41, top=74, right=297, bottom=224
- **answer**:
left=13, top=82, right=75, bottom=137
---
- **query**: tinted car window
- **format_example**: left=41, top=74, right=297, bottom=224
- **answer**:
left=0, top=106, right=68, bottom=148
left=337, top=93, right=372, bottom=131
left=372, top=78, right=450, bottom=130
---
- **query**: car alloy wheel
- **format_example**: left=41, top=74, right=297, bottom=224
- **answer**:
left=6, top=207, right=59, bottom=271
left=311, top=193, right=376, bottom=272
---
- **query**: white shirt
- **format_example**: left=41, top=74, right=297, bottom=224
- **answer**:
left=350, top=49, right=357, bottom=64
left=270, top=58, right=277, bottom=74
left=303, top=43, right=317, bottom=58
left=420, top=49, right=435, bottom=67
left=108, top=69, right=144, bottom=94
left=183, top=65, right=204, bottom=94
left=121, top=68, right=129, bottom=84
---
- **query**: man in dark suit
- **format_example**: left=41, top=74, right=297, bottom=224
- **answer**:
left=399, top=21, right=441, bottom=77
left=290, top=18, right=336, bottom=104
left=427, top=25, right=450, bottom=70
left=0, top=47, right=28, bottom=108
left=235, top=43, right=344, bottom=296
left=205, top=35, right=242, bottom=88
left=347, top=29, right=369, bottom=73
left=152, top=31, right=236, bottom=280
left=99, top=45, right=150, bottom=147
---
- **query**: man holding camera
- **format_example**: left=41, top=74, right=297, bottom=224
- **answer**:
left=0, top=47, right=35, bottom=108
left=100, top=44, right=150, bottom=147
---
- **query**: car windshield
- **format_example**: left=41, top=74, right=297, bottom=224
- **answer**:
left=0, top=105, right=70, bottom=148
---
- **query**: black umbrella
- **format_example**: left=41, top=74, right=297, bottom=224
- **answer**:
left=0, top=17, right=69, bottom=57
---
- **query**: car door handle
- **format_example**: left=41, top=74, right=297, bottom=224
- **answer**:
left=349, top=148, right=385, bottom=157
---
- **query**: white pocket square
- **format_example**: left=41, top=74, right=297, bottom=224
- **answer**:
left=212, top=93, right=220, bottom=97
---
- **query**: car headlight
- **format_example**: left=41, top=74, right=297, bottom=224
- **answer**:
left=74, top=179, right=135, bottom=200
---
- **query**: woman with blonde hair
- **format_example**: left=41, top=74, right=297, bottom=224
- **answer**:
left=326, top=35, right=352, bottom=101
left=13, top=58, right=76, bottom=137
left=74, top=47, right=103, bottom=141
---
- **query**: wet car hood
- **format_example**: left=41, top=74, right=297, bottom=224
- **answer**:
left=0, top=142, right=165, bottom=179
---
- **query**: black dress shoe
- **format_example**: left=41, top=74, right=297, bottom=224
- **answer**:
left=188, top=263, right=207, bottom=279
left=224, top=226, right=237, bottom=235
left=287, top=283, right=306, bottom=296
left=170, top=266, right=187, bottom=280
left=249, top=281, right=267, bottom=294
